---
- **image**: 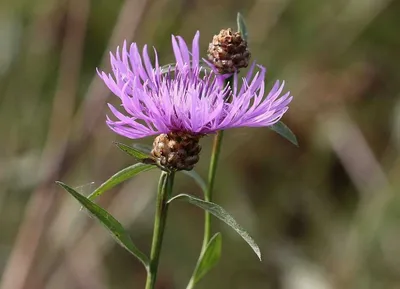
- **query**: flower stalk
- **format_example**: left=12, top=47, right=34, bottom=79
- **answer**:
left=201, top=73, right=233, bottom=250
left=145, top=171, right=175, bottom=289
left=186, top=130, right=224, bottom=289
left=202, top=130, right=224, bottom=249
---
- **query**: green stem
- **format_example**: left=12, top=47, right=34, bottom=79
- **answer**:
left=145, top=171, right=175, bottom=289
left=201, top=75, right=234, bottom=250
left=187, top=77, right=232, bottom=289
left=186, top=131, right=224, bottom=289
left=201, top=130, right=224, bottom=250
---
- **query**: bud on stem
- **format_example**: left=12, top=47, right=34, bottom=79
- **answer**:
left=151, top=132, right=202, bottom=171
left=208, top=28, right=250, bottom=74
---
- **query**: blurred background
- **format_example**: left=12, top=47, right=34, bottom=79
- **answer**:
left=1, top=0, right=400, bottom=288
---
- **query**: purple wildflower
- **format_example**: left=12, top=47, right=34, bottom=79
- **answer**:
left=98, top=31, right=292, bottom=140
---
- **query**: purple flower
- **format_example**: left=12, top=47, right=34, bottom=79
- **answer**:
left=98, top=31, right=292, bottom=139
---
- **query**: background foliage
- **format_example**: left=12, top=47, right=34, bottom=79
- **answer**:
left=1, top=0, right=400, bottom=288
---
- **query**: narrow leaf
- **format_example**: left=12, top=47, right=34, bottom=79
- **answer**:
left=190, top=233, right=222, bottom=286
left=237, top=13, right=248, bottom=41
left=168, top=194, right=261, bottom=260
left=87, top=163, right=155, bottom=201
left=56, top=182, right=149, bottom=268
left=269, top=121, right=298, bottom=146
left=114, top=142, right=154, bottom=163
left=182, top=170, right=207, bottom=195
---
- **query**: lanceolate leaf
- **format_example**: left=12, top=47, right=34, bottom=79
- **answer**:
left=237, top=13, right=248, bottom=42
left=56, top=182, right=149, bottom=268
left=269, top=121, right=298, bottom=146
left=182, top=170, right=207, bottom=195
left=87, top=163, right=155, bottom=201
left=168, top=194, right=261, bottom=260
left=188, top=233, right=222, bottom=287
left=114, top=142, right=154, bottom=163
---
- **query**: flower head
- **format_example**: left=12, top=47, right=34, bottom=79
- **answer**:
left=98, top=31, right=292, bottom=140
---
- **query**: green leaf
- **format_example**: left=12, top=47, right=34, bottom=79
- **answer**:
left=188, top=233, right=222, bottom=287
left=56, top=182, right=149, bottom=268
left=168, top=194, right=261, bottom=260
left=269, top=121, right=298, bottom=146
left=114, top=142, right=155, bottom=164
left=182, top=170, right=207, bottom=195
left=87, top=163, right=155, bottom=201
left=237, top=13, right=248, bottom=42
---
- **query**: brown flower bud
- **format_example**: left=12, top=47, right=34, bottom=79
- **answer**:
left=207, top=28, right=250, bottom=74
left=151, top=132, right=202, bottom=171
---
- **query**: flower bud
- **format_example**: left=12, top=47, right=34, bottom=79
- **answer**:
left=151, top=132, right=202, bottom=171
left=207, top=28, right=250, bottom=74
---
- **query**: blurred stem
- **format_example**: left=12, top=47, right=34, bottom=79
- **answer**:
left=145, top=171, right=175, bottom=289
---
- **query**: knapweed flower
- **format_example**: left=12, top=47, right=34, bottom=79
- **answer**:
left=98, top=31, right=292, bottom=170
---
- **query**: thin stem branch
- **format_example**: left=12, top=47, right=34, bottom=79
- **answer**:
left=145, top=171, right=175, bottom=289
left=201, top=76, right=233, bottom=251
left=186, top=131, right=224, bottom=289
left=201, top=130, right=224, bottom=249
left=187, top=78, right=232, bottom=289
